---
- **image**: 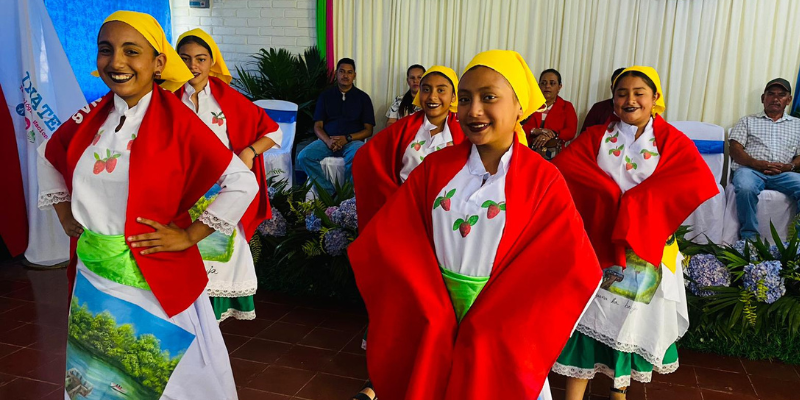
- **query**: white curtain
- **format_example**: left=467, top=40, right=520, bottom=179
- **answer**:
left=334, top=0, right=800, bottom=131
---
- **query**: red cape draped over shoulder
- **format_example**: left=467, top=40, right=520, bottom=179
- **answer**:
left=552, top=115, right=718, bottom=268
left=175, top=76, right=278, bottom=239
left=46, top=84, right=233, bottom=317
left=347, top=138, right=602, bottom=400
left=353, top=111, right=464, bottom=231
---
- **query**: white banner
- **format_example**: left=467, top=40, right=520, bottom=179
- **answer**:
left=0, top=0, right=86, bottom=265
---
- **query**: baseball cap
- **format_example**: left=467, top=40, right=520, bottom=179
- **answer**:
left=765, top=78, right=791, bottom=94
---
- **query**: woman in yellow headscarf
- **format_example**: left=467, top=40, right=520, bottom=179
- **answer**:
left=175, top=28, right=282, bottom=322
left=38, top=11, right=255, bottom=399
left=347, top=50, right=602, bottom=400
left=551, top=67, right=718, bottom=400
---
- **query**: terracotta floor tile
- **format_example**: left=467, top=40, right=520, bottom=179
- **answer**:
left=341, top=329, right=366, bottom=354
left=295, top=373, right=365, bottom=400
left=645, top=381, right=702, bottom=400
left=3, top=301, right=68, bottom=328
left=236, top=387, right=292, bottom=400
left=317, top=312, right=368, bottom=333
left=257, top=321, right=315, bottom=344
left=41, top=388, right=68, bottom=400
left=274, top=345, right=336, bottom=370
left=0, top=323, right=40, bottom=347
left=749, top=374, right=799, bottom=400
left=0, top=372, right=16, bottom=386
left=29, top=355, right=66, bottom=384
left=223, top=333, right=251, bottom=353
left=0, top=376, right=59, bottom=400
left=547, top=371, right=567, bottom=390
left=680, top=349, right=745, bottom=373
left=230, top=358, right=269, bottom=387
left=650, top=365, right=698, bottom=387
left=0, top=280, right=30, bottom=296
left=298, top=327, right=355, bottom=351
left=701, top=389, right=759, bottom=400
left=695, top=367, right=756, bottom=396
left=278, top=307, right=329, bottom=326
left=230, top=338, right=293, bottom=364
left=0, top=347, right=59, bottom=377
left=0, top=297, right=28, bottom=315
left=255, top=302, right=296, bottom=321
left=741, top=358, right=800, bottom=382
left=221, top=317, right=275, bottom=337
left=319, top=352, right=368, bottom=380
left=28, top=327, right=67, bottom=355
left=245, top=365, right=316, bottom=395
left=2, top=286, right=37, bottom=303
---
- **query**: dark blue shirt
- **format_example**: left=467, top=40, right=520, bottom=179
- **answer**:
left=313, top=86, right=375, bottom=136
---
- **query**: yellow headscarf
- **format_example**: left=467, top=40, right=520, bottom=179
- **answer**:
left=92, top=11, right=193, bottom=92
left=463, top=50, right=545, bottom=146
left=612, top=66, right=666, bottom=115
left=177, top=28, right=232, bottom=85
left=412, top=66, right=460, bottom=113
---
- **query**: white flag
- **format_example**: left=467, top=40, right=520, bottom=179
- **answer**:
left=0, top=0, right=86, bottom=265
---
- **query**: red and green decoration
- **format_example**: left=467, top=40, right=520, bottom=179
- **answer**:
left=640, top=149, right=659, bottom=160
left=481, top=200, right=506, bottom=219
left=211, top=111, right=225, bottom=126
left=93, top=149, right=121, bottom=174
left=316, top=0, right=335, bottom=72
left=434, top=188, right=456, bottom=211
left=609, top=144, right=624, bottom=157
left=624, top=155, right=638, bottom=171
left=453, top=215, right=479, bottom=237
left=411, top=140, right=426, bottom=151
left=604, top=132, right=619, bottom=143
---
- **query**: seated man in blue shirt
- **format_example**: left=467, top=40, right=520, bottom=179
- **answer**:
left=730, top=78, right=800, bottom=239
left=298, top=58, right=375, bottom=194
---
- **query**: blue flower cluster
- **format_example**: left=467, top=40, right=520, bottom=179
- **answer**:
left=267, top=186, right=278, bottom=200
left=743, top=261, right=786, bottom=304
left=331, top=198, right=358, bottom=230
left=305, top=213, right=322, bottom=232
left=258, top=208, right=287, bottom=237
left=323, top=228, right=349, bottom=256
left=733, top=240, right=758, bottom=261
left=685, top=254, right=731, bottom=297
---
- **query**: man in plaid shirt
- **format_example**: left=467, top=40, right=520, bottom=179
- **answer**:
left=730, top=78, right=800, bottom=239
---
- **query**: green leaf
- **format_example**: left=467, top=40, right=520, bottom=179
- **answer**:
left=468, top=215, right=479, bottom=226
left=106, top=149, right=111, bottom=158
left=93, top=152, right=100, bottom=160
left=434, top=197, right=443, bottom=209
left=453, top=219, right=464, bottom=231
left=419, top=140, right=426, bottom=145
left=481, top=200, right=496, bottom=208
left=446, top=189, right=456, bottom=198
left=499, top=203, right=506, bottom=211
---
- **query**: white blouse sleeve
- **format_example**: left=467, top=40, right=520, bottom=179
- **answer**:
left=36, top=140, right=70, bottom=210
left=263, top=126, right=283, bottom=149
left=198, top=154, right=259, bottom=235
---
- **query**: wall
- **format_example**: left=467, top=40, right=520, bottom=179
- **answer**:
left=170, top=0, right=317, bottom=71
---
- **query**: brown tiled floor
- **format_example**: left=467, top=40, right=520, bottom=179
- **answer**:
left=1, top=258, right=798, bottom=400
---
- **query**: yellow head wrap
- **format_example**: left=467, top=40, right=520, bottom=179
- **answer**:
left=462, top=50, right=545, bottom=146
left=177, top=28, right=232, bottom=85
left=92, top=11, right=193, bottom=92
left=412, top=66, right=460, bottom=113
left=612, top=66, right=666, bottom=115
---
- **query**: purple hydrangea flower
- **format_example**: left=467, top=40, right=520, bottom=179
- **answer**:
left=324, top=206, right=338, bottom=219
left=323, top=228, right=349, bottom=256
left=743, top=261, right=786, bottom=304
left=258, top=208, right=287, bottom=237
left=330, top=198, right=358, bottom=230
left=684, top=254, right=731, bottom=297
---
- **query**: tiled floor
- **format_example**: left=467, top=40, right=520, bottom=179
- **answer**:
left=0, top=258, right=798, bottom=400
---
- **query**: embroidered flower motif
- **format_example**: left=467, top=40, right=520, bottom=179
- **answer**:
left=434, top=188, right=456, bottom=211
left=92, top=149, right=122, bottom=174
left=640, top=149, right=659, bottom=160
left=608, top=144, right=624, bottom=157
left=453, top=215, right=479, bottom=237
left=211, top=111, right=225, bottom=126
left=410, top=140, right=426, bottom=151
left=481, top=200, right=506, bottom=219
left=624, top=155, right=638, bottom=171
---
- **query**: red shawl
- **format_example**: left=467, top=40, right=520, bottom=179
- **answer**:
left=175, top=76, right=278, bottom=239
left=0, top=86, right=28, bottom=256
left=353, top=111, right=464, bottom=231
left=522, top=96, right=578, bottom=142
left=347, top=138, right=602, bottom=400
left=552, top=114, right=718, bottom=269
left=46, top=84, right=232, bottom=317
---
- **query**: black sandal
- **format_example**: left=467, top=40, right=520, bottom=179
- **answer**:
left=352, top=380, right=377, bottom=400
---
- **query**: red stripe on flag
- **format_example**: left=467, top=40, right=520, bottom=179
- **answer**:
left=0, top=85, right=29, bottom=256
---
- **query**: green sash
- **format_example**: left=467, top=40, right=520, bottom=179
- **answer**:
left=76, top=229, right=150, bottom=290
left=440, top=268, right=489, bottom=323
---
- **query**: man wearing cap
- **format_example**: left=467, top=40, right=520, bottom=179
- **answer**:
left=730, top=78, right=800, bottom=240
left=298, top=57, right=375, bottom=194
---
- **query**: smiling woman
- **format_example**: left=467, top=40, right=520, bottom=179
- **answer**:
left=35, top=10, right=258, bottom=400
